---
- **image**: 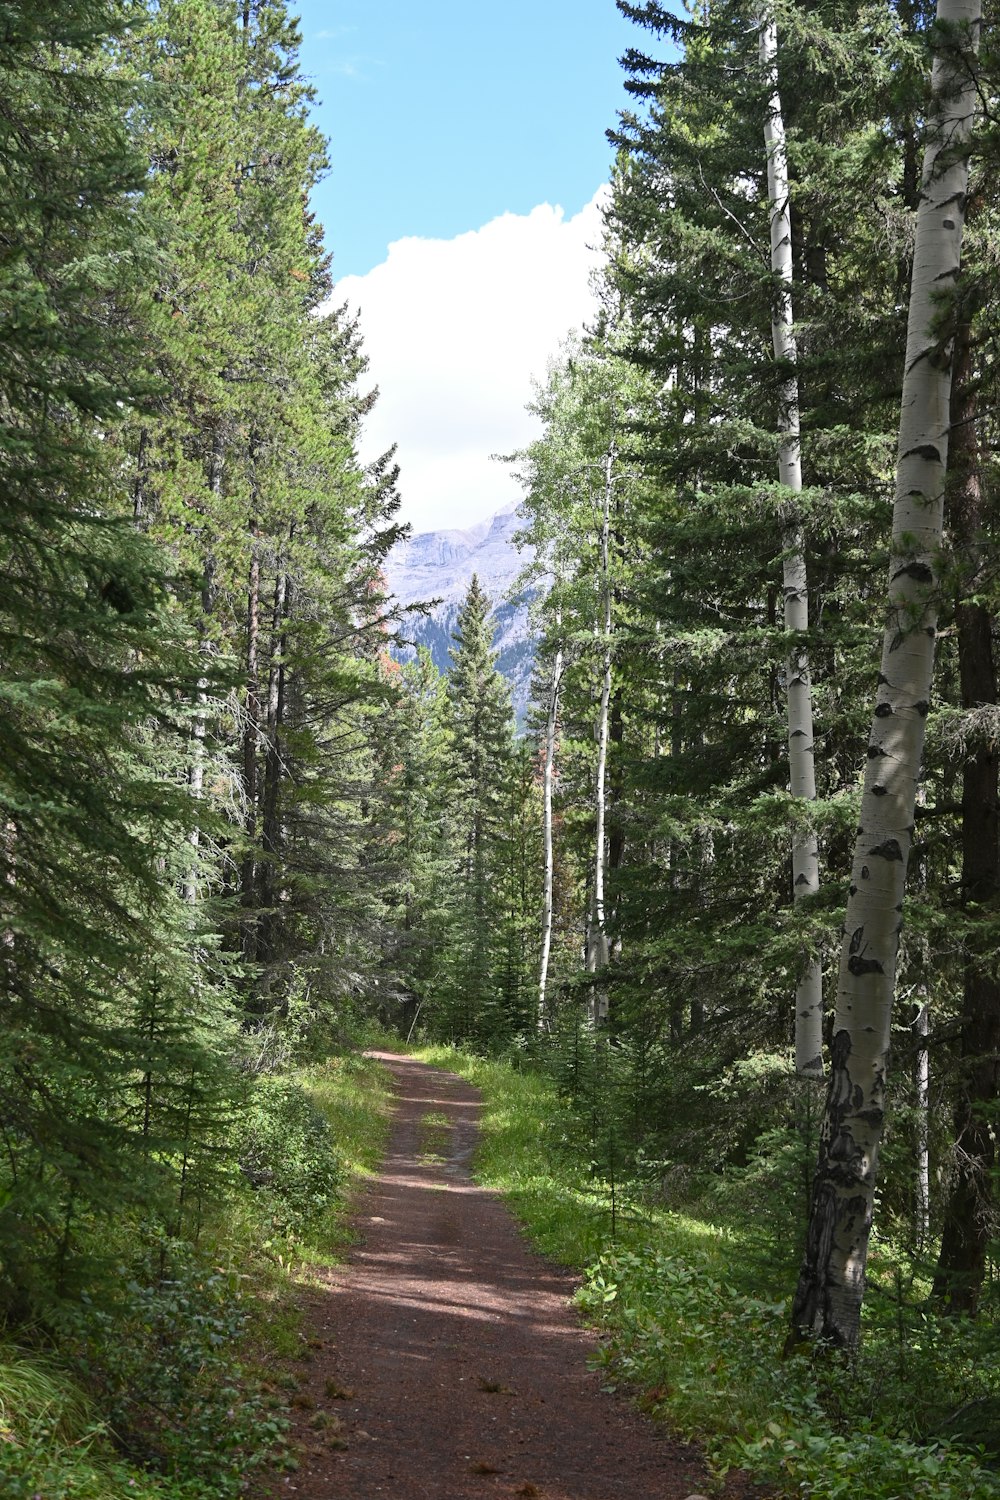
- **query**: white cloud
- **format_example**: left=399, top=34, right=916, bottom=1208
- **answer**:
left=326, top=189, right=608, bottom=536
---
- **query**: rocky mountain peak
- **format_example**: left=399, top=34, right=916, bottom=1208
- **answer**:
left=386, top=504, right=536, bottom=725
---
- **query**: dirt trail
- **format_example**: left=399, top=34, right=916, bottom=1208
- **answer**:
left=277, top=1052, right=747, bottom=1500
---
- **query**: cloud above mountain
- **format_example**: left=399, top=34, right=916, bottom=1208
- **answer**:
left=328, top=190, right=607, bottom=535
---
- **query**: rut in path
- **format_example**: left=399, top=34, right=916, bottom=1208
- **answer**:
left=277, top=1053, right=742, bottom=1500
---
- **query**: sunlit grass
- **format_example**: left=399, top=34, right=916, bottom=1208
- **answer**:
left=413, top=1044, right=1000, bottom=1500
left=0, top=1344, right=189, bottom=1500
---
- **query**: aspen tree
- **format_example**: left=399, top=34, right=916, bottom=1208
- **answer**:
left=789, top=0, right=982, bottom=1351
left=538, top=624, right=564, bottom=1029
left=586, top=445, right=615, bottom=1025
left=758, top=8, right=823, bottom=1078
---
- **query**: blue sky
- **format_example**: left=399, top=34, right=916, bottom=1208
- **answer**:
left=294, top=0, right=643, bottom=279
left=292, top=1, right=665, bottom=535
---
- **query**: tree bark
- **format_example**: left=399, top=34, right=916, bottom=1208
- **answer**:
left=586, top=447, right=614, bottom=1025
left=259, top=560, right=290, bottom=964
left=184, top=440, right=222, bottom=905
left=759, top=9, right=823, bottom=1078
left=241, top=531, right=261, bottom=959
left=538, top=625, right=564, bottom=1030
left=789, top=0, right=981, bottom=1352
left=914, top=1000, right=931, bottom=1248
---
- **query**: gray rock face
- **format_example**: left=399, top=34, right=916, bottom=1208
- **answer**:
left=385, top=505, right=536, bottom=727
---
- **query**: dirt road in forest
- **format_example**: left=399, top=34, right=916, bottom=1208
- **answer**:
left=275, top=1052, right=751, bottom=1500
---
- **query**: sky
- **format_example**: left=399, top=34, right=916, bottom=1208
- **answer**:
left=293, top=0, right=652, bottom=536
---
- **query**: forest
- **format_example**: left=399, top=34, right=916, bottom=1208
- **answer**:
left=2, top=0, right=1000, bottom=1496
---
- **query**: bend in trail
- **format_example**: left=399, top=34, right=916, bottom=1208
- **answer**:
left=279, top=1053, right=744, bottom=1500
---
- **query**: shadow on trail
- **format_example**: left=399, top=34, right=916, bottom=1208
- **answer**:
left=278, top=1052, right=728, bottom=1500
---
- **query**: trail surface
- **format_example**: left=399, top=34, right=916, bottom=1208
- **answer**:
left=279, top=1052, right=748, bottom=1499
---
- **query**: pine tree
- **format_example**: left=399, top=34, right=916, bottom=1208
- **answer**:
left=436, top=576, right=516, bottom=1043
left=0, top=0, right=235, bottom=1307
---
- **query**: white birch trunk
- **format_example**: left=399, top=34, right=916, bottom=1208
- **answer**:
left=586, top=449, right=614, bottom=1025
left=538, top=621, right=564, bottom=1031
left=759, top=10, right=823, bottom=1078
left=790, top=0, right=981, bottom=1349
left=915, top=1000, right=931, bottom=1247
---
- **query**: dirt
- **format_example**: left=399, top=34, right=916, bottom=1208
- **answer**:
left=272, top=1051, right=759, bottom=1500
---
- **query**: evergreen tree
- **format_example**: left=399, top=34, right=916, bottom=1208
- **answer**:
left=0, top=0, right=236, bottom=1308
left=791, top=0, right=983, bottom=1350
left=435, top=576, right=517, bottom=1043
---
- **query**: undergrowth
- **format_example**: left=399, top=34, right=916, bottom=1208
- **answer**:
left=0, top=1048, right=394, bottom=1500
left=415, top=1044, right=1000, bottom=1500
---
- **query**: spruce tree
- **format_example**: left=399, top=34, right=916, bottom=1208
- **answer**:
left=0, top=0, right=236, bottom=1308
left=437, top=576, right=516, bottom=1043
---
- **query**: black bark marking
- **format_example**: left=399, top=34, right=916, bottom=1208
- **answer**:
left=848, top=927, right=866, bottom=955
left=861, top=865, right=870, bottom=880
left=889, top=632, right=906, bottom=653
left=904, top=443, right=942, bottom=463
left=849, top=955, right=885, bottom=977
left=892, top=561, right=934, bottom=586
left=868, top=839, right=903, bottom=862
left=849, top=885, right=857, bottom=897
left=795, top=873, right=810, bottom=886
left=914, top=700, right=930, bottom=717
left=830, top=1126, right=862, bottom=1168
left=790, top=728, right=807, bottom=738
left=872, top=785, right=888, bottom=797
left=943, top=217, right=956, bottom=229
left=875, top=702, right=894, bottom=718
left=868, top=744, right=889, bottom=759
left=877, top=673, right=890, bottom=687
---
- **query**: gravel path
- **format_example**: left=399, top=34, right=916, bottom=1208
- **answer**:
left=276, top=1052, right=748, bottom=1500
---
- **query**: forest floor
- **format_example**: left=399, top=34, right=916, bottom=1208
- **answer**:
left=267, top=1051, right=760, bottom=1500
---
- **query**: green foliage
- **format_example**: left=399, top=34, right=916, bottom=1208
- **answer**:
left=0, top=1051, right=394, bottom=1499
left=443, top=1047, right=1000, bottom=1500
left=66, top=1241, right=281, bottom=1491
left=417, top=578, right=537, bottom=1047
left=236, top=1076, right=344, bottom=1234
left=0, top=1339, right=232, bottom=1500
left=0, top=0, right=403, bottom=1486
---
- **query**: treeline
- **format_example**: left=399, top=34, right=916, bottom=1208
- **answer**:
left=413, top=0, right=1000, bottom=1368
left=0, top=0, right=441, bottom=1490
left=7, top=0, right=1000, bottom=1486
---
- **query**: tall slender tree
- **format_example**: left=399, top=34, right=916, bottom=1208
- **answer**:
left=758, top=6, right=823, bottom=1078
left=790, top=0, right=982, bottom=1351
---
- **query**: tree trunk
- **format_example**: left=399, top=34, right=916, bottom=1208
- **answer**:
left=586, top=447, right=614, bottom=1025
left=241, top=532, right=261, bottom=959
left=759, top=9, right=823, bottom=1079
left=259, top=561, right=290, bottom=964
left=185, top=438, right=221, bottom=905
left=933, top=321, right=1000, bottom=1314
left=915, top=1000, right=931, bottom=1248
left=538, top=627, right=564, bottom=1030
left=789, top=0, right=981, bottom=1352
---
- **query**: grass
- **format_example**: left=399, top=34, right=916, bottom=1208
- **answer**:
left=413, top=1044, right=1000, bottom=1500
left=296, top=1050, right=395, bottom=1256
left=0, top=1049, right=396, bottom=1500
left=0, top=1342, right=204, bottom=1500
left=240, top=1051, right=395, bottom=1379
left=417, top=1109, right=452, bottom=1163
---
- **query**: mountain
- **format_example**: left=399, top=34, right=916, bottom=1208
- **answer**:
left=385, top=505, right=537, bottom=726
